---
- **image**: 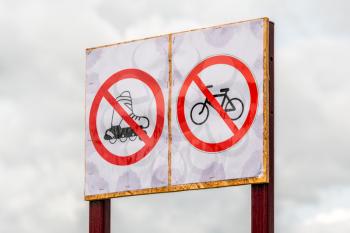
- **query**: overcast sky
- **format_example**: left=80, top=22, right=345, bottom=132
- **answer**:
left=0, top=0, right=350, bottom=232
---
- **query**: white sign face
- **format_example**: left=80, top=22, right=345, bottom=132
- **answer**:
left=171, top=19, right=267, bottom=186
left=85, top=36, right=169, bottom=197
left=85, top=18, right=270, bottom=200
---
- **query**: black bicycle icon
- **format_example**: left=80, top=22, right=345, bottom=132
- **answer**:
left=190, top=85, right=244, bottom=125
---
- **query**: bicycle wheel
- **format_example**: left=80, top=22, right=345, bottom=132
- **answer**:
left=190, top=102, right=209, bottom=125
left=225, top=98, right=244, bottom=120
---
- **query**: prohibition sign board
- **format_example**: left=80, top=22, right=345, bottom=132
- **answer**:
left=177, top=55, right=258, bottom=152
left=89, top=68, right=165, bottom=166
left=85, top=18, right=271, bottom=202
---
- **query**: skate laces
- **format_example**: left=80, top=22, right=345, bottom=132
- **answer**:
left=130, top=113, right=141, bottom=120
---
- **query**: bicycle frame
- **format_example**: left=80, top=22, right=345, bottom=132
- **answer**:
left=190, top=86, right=244, bottom=125
left=199, top=91, right=232, bottom=113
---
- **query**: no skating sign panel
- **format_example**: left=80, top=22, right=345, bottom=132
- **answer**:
left=85, top=36, right=169, bottom=198
left=85, top=18, right=271, bottom=200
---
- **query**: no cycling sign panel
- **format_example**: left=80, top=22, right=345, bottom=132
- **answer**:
left=171, top=22, right=268, bottom=186
left=85, top=18, right=271, bottom=200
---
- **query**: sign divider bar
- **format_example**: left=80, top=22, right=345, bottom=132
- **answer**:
left=167, top=33, right=173, bottom=186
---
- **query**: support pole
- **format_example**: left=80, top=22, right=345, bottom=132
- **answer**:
left=251, top=21, right=274, bottom=233
left=89, top=199, right=111, bottom=233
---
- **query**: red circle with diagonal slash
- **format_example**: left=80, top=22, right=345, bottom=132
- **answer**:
left=177, top=55, right=258, bottom=152
left=89, top=68, right=164, bottom=166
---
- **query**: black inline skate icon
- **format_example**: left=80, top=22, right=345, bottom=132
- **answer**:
left=103, top=91, right=149, bottom=144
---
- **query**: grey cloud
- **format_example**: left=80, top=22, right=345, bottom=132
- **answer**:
left=1, top=0, right=350, bottom=233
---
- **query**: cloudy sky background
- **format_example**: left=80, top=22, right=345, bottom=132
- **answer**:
left=1, top=0, right=350, bottom=232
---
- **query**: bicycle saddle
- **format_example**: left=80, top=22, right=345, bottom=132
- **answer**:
left=220, top=88, right=230, bottom=92
left=206, top=85, right=213, bottom=88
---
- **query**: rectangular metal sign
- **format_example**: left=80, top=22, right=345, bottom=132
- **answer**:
left=85, top=18, right=271, bottom=200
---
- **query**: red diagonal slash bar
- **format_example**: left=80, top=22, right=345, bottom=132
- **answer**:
left=103, top=91, right=151, bottom=145
left=192, top=75, right=239, bottom=134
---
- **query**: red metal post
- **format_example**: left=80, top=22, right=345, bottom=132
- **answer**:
left=89, top=199, right=111, bottom=233
left=251, top=21, right=274, bottom=233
